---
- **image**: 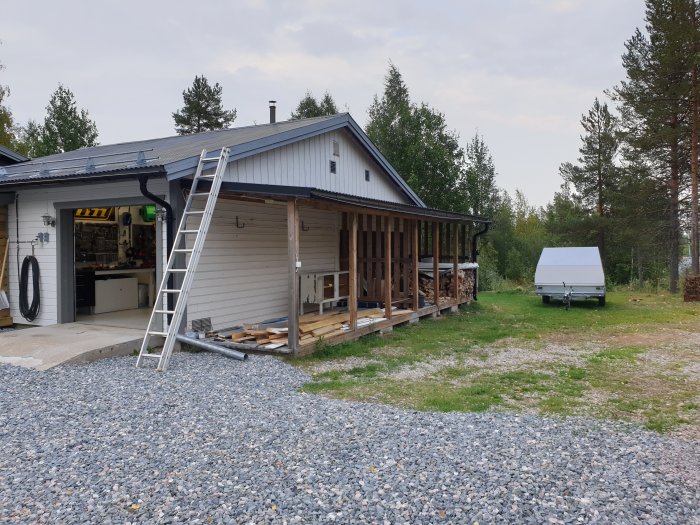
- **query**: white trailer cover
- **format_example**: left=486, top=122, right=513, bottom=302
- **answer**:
left=535, top=247, right=604, bottom=287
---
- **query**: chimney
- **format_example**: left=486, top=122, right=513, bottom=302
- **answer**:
left=269, top=100, right=276, bottom=124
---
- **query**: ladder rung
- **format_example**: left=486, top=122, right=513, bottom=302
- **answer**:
left=191, top=192, right=210, bottom=196
left=148, top=331, right=168, bottom=337
left=202, top=157, right=220, bottom=162
left=162, top=289, right=181, bottom=293
left=184, top=211, right=205, bottom=214
left=168, top=269, right=187, bottom=273
left=141, top=354, right=162, bottom=359
left=198, top=174, right=216, bottom=179
left=173, top=249, right=193, bottom=252
left=155, top=309, right=175, bottom=315
left=179, top=230, right=200, bottom=234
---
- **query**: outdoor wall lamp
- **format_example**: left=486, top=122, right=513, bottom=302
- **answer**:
left=41, top=214, right=56, bottom=227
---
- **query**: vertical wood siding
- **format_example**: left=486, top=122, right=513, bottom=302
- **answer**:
left=225, top=129, right=410, bottom=204
left=7, top=178, right=168, bottom=326
left=186, top=199, right=339, bottom=329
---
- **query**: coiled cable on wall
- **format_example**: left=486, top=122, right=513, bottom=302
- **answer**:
left=19, top=255, right=40, bottom=322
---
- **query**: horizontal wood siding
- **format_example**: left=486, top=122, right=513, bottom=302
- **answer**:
left=225, top=129, right=410, bottom=204
left=7, top=178, right=168, bottom=326
left=186, top=200, right=339, bottom=329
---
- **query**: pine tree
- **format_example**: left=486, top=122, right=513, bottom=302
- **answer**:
left=290, top=91, right=338, bottom=119
left=35, top=85, right=99, bottom=156
left=613, top=0, right=696, bottom=292
left=0, top=84, right=13, bottom=149
left=462, top=133, right=499, bottom=217
left=559, top=98, right=620, bottom=260
left=0, top=55, right=24, bottom=154
left=366, top=63, right=463, bottom=210
left=173, top=75, right=236, bottom=135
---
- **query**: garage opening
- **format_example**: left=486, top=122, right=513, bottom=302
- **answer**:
left=73, top=205, right=158, bottom=329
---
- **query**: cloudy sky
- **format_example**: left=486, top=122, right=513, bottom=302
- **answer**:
left=1, top=0, right=644, bottom=205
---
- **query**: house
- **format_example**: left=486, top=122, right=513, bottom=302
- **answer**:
left=0, top=111, right=489, bottom=354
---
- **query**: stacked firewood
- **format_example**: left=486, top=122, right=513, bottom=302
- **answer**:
left=419, top=269, right=475, bottom=302
left=684, top=275, right=700, bottom=301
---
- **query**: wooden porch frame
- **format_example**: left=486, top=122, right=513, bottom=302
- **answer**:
left=209, top=191, right=485, bottom=355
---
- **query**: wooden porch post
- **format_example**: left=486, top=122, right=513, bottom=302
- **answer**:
left=412, top=219, right=419, bottom=311
left=287, top=199, right=300, bottom=353
left=432, top=222, right=440, bottom=308
left=384, top=216, right=392, bottom=319
left=453, top=223, right=459, bottom=299
left=349, top=212, right=358, bottom=331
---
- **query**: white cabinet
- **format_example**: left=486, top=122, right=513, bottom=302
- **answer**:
left=94, top=277, right=138, bottom=314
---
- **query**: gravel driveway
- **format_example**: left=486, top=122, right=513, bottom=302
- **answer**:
left=1, top=353, right=698, bottom=524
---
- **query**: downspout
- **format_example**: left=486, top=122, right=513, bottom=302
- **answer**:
left=471, top=222, right=490, bottom=301
left=138, top=175, right=175, bottom=313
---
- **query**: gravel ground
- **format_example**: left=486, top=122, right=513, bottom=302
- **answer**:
left=0, top=353, right=698, bottom=525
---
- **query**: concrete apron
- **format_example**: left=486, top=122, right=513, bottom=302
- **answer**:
left=0, top=323, right=146, bottom=371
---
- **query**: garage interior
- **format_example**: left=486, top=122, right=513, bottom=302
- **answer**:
left=74, top=204, right=158, bottom=329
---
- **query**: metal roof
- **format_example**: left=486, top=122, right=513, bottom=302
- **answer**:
left=0, top=145, right=29, bottom=164
left=0, top=116, right=334, bottom=183
left=0, top=114, right=425, bottom=207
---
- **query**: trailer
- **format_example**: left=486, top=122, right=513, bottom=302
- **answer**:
left=534, top=247, right=606, bottom=307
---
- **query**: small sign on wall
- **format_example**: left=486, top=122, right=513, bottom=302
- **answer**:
left=74, top=208, right=116, bottom=221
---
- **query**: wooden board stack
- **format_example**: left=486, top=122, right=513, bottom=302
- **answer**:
left=230, top=327, right=289, bottom=350
left=224, top=307, right=416, bottom=351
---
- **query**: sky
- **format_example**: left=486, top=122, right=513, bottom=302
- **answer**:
left=0, top=0, right=645, bottom=206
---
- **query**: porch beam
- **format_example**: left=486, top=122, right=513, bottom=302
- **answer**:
left=412, top=219, right=419, bottom=311
left=384, top=216, right=392, bottom=319
left=349, top=212, right=358, bottom=331
left=453, top=222, right=459, bottom=298
left=432, top=222, right=440, bottom=308
left=287, top=199, right=300, bottom=353
left=295, top=198, right=482, bottom=226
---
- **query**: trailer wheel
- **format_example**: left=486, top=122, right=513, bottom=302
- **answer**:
left=598, top=296, right=606, bottom=307
left=542, top=295, right=550, bottom=304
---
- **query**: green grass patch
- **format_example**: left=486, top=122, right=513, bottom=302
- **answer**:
left=295, top=291, right=700, bottom=433
left=591, top=347, right=643, bottom=361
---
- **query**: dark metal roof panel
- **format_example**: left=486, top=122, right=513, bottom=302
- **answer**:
left=0, top=116, right=337, bottom=184
left=0, top=145, right=29, bottom=164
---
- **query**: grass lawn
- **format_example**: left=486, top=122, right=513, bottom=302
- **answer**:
left=293, top=290, right=700, bottom=436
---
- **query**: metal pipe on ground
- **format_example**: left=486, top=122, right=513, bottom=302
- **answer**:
left=176, top=335, right=248, bottom=361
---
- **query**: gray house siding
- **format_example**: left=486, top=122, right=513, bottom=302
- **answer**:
left=224, top=129, right=410, bottom=204
left=185, top=199, right=339, bottom=330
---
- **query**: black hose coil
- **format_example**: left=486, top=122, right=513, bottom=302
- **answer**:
left=19, top=255, right=40, bottom=321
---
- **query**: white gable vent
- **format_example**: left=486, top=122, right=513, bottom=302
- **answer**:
left=332, top=140, right=340, bottom=156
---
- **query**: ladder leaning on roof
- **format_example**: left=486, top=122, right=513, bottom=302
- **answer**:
left=136, top=147, right=230, bottom=371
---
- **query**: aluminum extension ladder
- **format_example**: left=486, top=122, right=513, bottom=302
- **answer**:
left=136, top=147, right=230, bottom=371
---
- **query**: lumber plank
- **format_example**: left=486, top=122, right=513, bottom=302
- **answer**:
left=311, top=323, right=343, bottom=337
left=299, top=308, right=382, bottom=333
